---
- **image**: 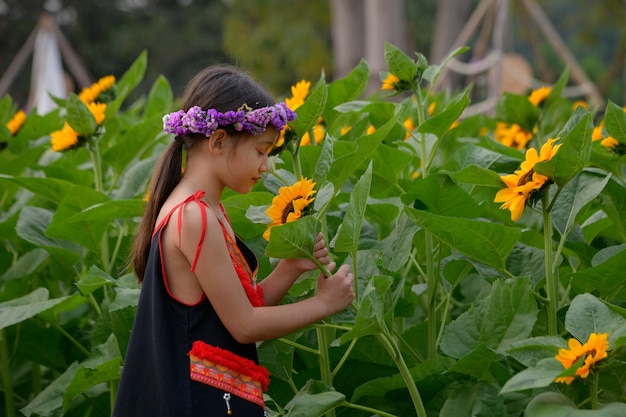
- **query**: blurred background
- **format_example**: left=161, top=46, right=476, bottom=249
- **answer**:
left=1, top=0, right=625, bottom=113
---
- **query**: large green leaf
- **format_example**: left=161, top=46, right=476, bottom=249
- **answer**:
left=324, top=60, right=369, bottom=126
left=418, top=88, right=470, bottom=138
left=328, top=113, right=399, bottom=189
left=525, top=392, right=626, bottom=417
left=46, top=185, right=110, bottom=252
left=597, top=178, right=626, bottom=242
left=0, top=175, right=76, bottom=204
left=569, top=246, right=626, bottom=301
left=550, top=171, right=611, bottom=237
left=284, top=380, right=345, bottom=417
left=21, top=362, right=80, bottom=417
left=265, top=215, right=321, bottom=260
left=143, top=74, right=173, bottom=119
left=495, top=92, right=540, bottom=132
left=405, top=208, right=520, bottom=271
left=440, top=381, right=507, bottom=417
left=402, top=174, right=482, bottom=217
left=440, top=277, right=538, bottom=359
left=334, top=161, right=372, bottom=254
left=384, top=41, right=417, bottom=83
left=565, top=293, right=626, bottom=345
left=62, top=334, right=121, bottom=414
left=291, top=74, right=327, bottom=139
left=499, top=357, right=564, bottom=394
left=66, top=93, right=96, bottom=137
left=535, top=110, right=593, bottom=188
left=0, top=288, right=71, bottom=330
left=604, top=100, right=626, bottom=143
left=106, top=50, right=148, bottom=115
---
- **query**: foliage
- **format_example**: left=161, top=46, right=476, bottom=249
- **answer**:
left=1, top=41, right=626, bottom=417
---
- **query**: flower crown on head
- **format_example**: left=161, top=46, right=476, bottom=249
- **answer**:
left=162, top=102, right=297, bottom=138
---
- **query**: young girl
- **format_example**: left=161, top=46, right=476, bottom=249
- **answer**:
left=112, top=65, right=355, bottom=417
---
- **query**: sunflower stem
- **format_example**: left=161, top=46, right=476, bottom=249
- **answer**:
left=542, top=193, right=558, bottom=336
left=590, top=371, right=600, bottom=409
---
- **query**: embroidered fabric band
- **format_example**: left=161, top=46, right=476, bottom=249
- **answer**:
left=189, top=341, right=269, bottom=408
left=163, top=102, right=297, bottom=138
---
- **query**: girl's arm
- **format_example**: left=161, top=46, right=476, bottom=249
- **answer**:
left=178, top=209, right=353, bottom=344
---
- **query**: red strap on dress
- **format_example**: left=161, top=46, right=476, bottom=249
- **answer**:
left=153, top=190, right=208, bottom=272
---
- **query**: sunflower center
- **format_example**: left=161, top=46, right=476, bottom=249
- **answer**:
left=281, top=201, right=295, bottom=224
left=518, top=168, right=535, bottom=186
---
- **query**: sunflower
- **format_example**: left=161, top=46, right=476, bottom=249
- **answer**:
left=381, top=73, right=400, bottom=91
left=555, top=333, right=609, bottom=384
left=284, top=80, right=310, bottom=111
left=528, top=86, right=552, bottom=106
left=50, top=122, right=80, bottom=152
left=6, top=110, right=26, bottom=135
left=78, top=75, right=116, bottom=104
left=494, top=122, right=533, bottom=150
left=494, top=139, right=561, bottom=221
left=300, top=122, right=325, bottom=146
left=263, top=177, right=316, bottom=240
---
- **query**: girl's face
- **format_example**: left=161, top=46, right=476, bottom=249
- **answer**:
left=224, top=128, right=278, bottom=194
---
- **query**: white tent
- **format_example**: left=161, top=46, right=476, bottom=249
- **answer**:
left=0, top=13, right=92, bottom=114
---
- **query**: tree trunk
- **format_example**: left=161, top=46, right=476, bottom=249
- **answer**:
left=330, top=0, right=365, bottom=80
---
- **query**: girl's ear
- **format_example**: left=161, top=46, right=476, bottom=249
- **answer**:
left=208, top=129, right=228, bottom=154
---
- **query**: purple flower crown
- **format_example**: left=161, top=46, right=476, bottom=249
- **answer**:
left=162, top=102, right=297, bottom=137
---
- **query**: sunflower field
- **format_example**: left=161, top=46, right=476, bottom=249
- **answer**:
left=1, top=43, right=626, bottom=417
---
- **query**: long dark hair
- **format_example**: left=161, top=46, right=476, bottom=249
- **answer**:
left=131, top=65, right=275, bottom=281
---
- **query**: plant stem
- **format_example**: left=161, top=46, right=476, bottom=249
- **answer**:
left=0, top=330, right=16, bottom=417
left=278, top=338, right=319, bottom=355
left=542, top=194, right=558, bottom=336
left=590, top=372, right=600, bottom=409
left=317, top=326, right=335, bottom=417
left=375, top=332, right=427, bottom=417
left=330, top=338, right=358, bottom=379
left=341, top=401, right=397, bottom=417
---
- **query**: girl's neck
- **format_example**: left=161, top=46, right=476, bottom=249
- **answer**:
left=181, top=176, right=221, bottom=205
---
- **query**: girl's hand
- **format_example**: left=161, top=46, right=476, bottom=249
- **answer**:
left=317, top=264, right=355, bottom=314
left=283, top=233, right=332, bottom=274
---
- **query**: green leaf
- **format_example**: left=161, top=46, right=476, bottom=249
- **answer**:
left=447, top=165, right=510, bottom=188
left=324, top=60, right=369, bottom=126
left=21, top=362, right=80, bottom=417
left=328, top=112, right=399, bottom=189
left=525, top=392, right=626, bottom=417
left=507, top=336, right=567, bottom=368
left=266, top=215, right=321, bottom=260
left=0, top=288, right=71, bottom=330
left=384, top=41, right=417, bottom=83
left=66, top=93, right=96, bottom=137
left=402, top=174, right=482, bottom=217
left=62, top=334, right=121, bottom=414
left=376, top=212, right=419, bottom=272
left=604, top=100, right=626, bottom=143
left=422, top=46, right=469, bottom=86
left=405, top=208, right=520, bottom=271
left=535, top=111, right=593, bottom=188
left=499, top=357, right=564, bottom=394
left=550, top=171, right=611, bottom=237
left=440, top=277, right=538, bottom=358
left=418, top=88, right=470, bottom=138
left=440, top=381, right=507, bottom=417
left=76, top=265, right=117, bottom=296
left=0, top=248, right=49, bottom=281
left=449, top=344, right=499, bottom=382
left=46, top=186, right=110, bottom=252
left=143, top=74, right=173, bottom=119
left=340, top=275, right=394, bottom=344
left=0, top=175, right=76, bottom=204
left=569, top=246, right=626, bottom=301
left=495, top=93, right=540, bottom=132
left=284, top=380, right=345, bottom=417
left=597, top=178, right=626, bottom=242
left=291, top=74, right=327, bottom=139
left=107, top=50, right=148, bottom=115
left=565, top=293, right=626, bottom=345
left=16, top=206, right=81, bottom=262
left=334, top=161, right=372, bottom=254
